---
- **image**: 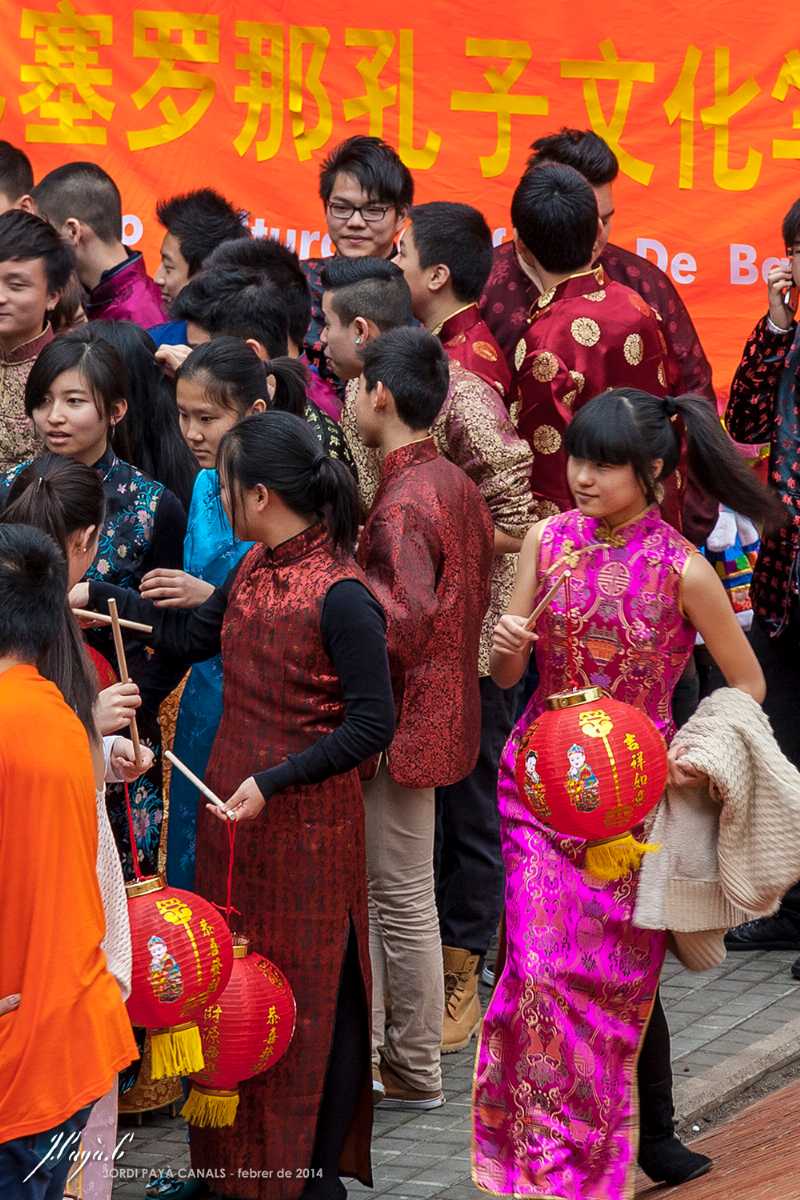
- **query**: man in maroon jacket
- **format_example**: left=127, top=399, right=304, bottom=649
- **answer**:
left=356, top=327, right=494, bottom=1111
left=480, top=127, right=717, bottom=548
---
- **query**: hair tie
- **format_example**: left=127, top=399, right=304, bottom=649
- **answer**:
left=663, top=397, right=680, bottom=419
left=311, top=452, right=327, bottom=472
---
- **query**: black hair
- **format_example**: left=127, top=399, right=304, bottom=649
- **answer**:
left=0, top=209, right=75, bottom=293
left=320, top=257, right=413, bottom=330
left=362, top=328, right=449, bottom=430
left=33, top=162, right=122, bottom=244
left=178, top=336, right=308, bottom=419
left=50, top=272, right=87, bottom=334
left=527, top=128, right=619, bottom=185
left=511, top=164, right=598, bottom=273
left=177, top=269, right=290, bottom=358
left=206, top=237, right=311, bottom=349
left=156, top=188, right=250, bottom=276
left=0, top=524, right=67, bottom=662
left=782, top=199, right=800, bottom=250
left=319, top=135, right=414, bottom=209
left=218, top=411, right=360, bottom=554
left=25, top=328, right=131, bottom=461
left=2, top=454, right=104, bottom=737
left=88, top=320, right=198, bottom=509
left=565, top=388, right=786, bottom=528
left=408, top=202, right=493, bottom=302
left=0, top=140, right=34, bottom=201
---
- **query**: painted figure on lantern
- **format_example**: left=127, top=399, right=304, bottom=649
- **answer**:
left=565, top=743, right=600, bottom=812
left=148, top=935, right=184, bottom=1004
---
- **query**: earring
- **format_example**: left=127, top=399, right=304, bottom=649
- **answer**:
left=354, top=336, right=363, bottom=345
left=654, top=482, right=665, bottom=504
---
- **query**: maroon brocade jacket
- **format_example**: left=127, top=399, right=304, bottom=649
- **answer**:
left=436, top=303, right=512, bottom=401
left=727, top=314, right=800, bottom=634
left=480, top=240, right=718, bottom=544
left=358, top=437, right=494, bottom=790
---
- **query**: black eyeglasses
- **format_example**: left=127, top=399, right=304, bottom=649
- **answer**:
left=327, top=200, right=394, bottom=223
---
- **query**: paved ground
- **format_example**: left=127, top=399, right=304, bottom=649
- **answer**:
left=110, top=949, right=800, bottom=1198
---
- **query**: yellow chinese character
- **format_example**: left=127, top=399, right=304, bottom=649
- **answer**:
left=623, top=733, right=640, bottom=751
left=772, top=50, right=800, bottom=160
left=700, top=48, right=762, bottom=190
left=127, top=11, right=219, bottom=151
left=289, top=26, right=332, bottom=162
left=266, top=1004, right=278, bottom=1025
left=451, top=38, right=548, bottom=178
left=663, top=45, right=702, bottom=188
left=343, top=29, right=440, bottom=170
left=233, top=21, right=283, bottom=160
left=561, top=39, right=655, bottom=186
left=19, top=0, right=114, bottom=144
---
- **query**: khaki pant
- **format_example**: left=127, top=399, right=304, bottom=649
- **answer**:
left=364, top=762, right=444, bottom=1092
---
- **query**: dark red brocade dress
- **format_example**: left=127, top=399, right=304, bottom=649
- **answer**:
left=89, top=523, right=395, bottom=1200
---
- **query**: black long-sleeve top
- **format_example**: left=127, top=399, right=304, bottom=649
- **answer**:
left=88, top=571, right=396, bottom=800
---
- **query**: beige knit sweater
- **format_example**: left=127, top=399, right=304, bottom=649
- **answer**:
left=634, top=687, right=800, bottom=970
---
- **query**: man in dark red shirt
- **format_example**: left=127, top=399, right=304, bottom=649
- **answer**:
left=396, top=201, right=511, bottom=401
left=480, top=128, right=717, bottom=547
left=356, top=327, right=494, bottom=1112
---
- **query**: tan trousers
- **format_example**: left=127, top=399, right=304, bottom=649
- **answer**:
left=364, top=762, right=444, bottom=1092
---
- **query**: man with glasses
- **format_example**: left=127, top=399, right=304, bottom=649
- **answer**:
left=725, top=200, right=800, bottom=971
left=302, top=136, right=414, bottom=399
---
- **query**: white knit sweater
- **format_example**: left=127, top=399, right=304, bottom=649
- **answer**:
left=634, top=688, right=800, bottom=970
left=98, top=738, right=132, bottom=999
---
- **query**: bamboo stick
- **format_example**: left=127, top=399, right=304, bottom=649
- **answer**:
left=524, top=568, right=571, bottom=631
left=165, top=750, right=235, bottom=820
left=73, top=608, right=153, bottom=635
left=107, top=598, right=144, bottom=769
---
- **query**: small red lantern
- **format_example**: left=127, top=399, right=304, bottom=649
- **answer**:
left=515, top=687, right=667, bottom=880
left=126, top=875, right=234, bottom=1080
left=181, top=936, right=297, bottom=1128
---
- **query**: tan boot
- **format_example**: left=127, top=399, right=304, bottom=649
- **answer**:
left=442, top=945, right=481, bottom=1053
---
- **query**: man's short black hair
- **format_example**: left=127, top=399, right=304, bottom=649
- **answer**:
left=0, top=141, right=34, bottom=202
left=32, top=162, right=122, bottom=243
left=783, top=199, right=800, bottom=249
left=156, top=188, right=250, bottom=276
left=206, top=237, right=311, bottom=348
left=527, top=128, right=619, bottom=187
left=321, top=257, right=413, bottom=331
left=409, top=202, right=493, bottom=302
left=0, top=524, right=67, bottom=661
left=319, top=136, right=414, bottom=209
left=175, top=269, right=289, bottom=359
left=0, top=210, right=75, bottom=293
left=362, top=327, right=449, bottom=430
left=511, top=164, right=598, bottom=274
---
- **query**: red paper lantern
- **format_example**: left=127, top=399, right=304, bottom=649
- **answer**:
left=515, top=687, right=668, bottom=879
left=181, top=936, right=297, bottom=1128
left=126, top=875, right=234, bottom=1079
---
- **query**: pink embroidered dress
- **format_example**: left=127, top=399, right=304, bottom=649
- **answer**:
left=473, top=505, right=697, bottom=1200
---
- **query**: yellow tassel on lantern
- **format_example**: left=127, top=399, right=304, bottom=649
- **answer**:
left=584, top=834, right=661, bottom=882
left=181, top=1084, right=240, bottom=1128
left=150, top=1022, right=205, bottom=1080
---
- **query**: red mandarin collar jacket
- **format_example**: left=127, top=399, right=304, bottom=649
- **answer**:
left=357, top=436, right=494, bottom=790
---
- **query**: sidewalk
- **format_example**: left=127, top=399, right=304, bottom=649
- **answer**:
left=111, top=948, right=800, bottom=1198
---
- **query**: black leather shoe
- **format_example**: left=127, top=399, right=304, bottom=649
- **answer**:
left=724, top=913, right=800, bottom=952
left=791, top=955, right=800, bottom=980
left=638, top=1136, right=712, bottom=1185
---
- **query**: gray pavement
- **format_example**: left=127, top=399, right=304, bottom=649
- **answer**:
left=110, top=949, right=800, bottom=1199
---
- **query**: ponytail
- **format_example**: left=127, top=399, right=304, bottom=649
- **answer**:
left=264, top=356, right=309, bottom=419
left=218, top=410, right=360, bottom=554
left=566, top=388, right=785, bottom=530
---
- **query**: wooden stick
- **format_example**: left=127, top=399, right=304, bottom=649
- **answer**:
left=165, top=750, right=235, bottom=820
left=524, top=568, right=571, bottom=631
left=108, top=598, right=144, bottom=769
left=73, top=608, right=153, bottom=635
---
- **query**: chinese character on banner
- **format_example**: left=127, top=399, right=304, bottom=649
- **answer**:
left=233, top=22, right=284, bottom=160
left=561, top=39, right=655, bottom=186
left=663, top=45, right=702, bottom=188
left=127, top=11, right=219, bottom=151
left=343, top=29, right=441, bottom=170
left=772, top=50, right=800, bottom=161
left=700, top=47, right=762, bottom=189
left=19, top=0, right=114, bottom=144
left=289, top=26, right=333, bottom=162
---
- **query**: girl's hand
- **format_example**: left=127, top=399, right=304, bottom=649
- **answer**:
left=155, top=344, right=193, bottom=378
left=111, top=737, right=154, bottom=781
left=140, top=569, right=214, bottom=609
left=0, top=994, right=20, bottom=1017
left=208, top=776, right=265, bottom=823
left=95, top=682, right=141, bottom=735
left=667, top=746, right=707, bottom=790
left=492, top=614, right=539, bottom=657
left=69, top=582, right=91, bottom=612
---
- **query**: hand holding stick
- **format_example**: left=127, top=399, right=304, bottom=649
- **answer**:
left=165, top=750, right=235, bottom=821
left=524, top=568, right=571, bottom=631
left=73, top=608, right=153, bottom=635
left=108, top=598, right=144, bottom=770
